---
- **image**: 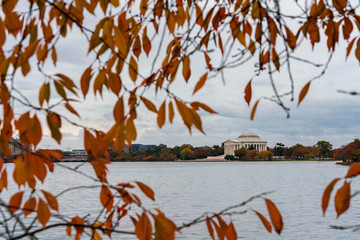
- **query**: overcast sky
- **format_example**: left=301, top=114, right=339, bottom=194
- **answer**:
left=10, top=2, right=360, bottom=151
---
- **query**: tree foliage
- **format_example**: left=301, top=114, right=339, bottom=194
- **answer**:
left=0, top=0, right=359, bottom=238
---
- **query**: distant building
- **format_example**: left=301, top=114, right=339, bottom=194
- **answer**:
left=69, top=149, right=87, bottom=156
left=9, top=138, right=30, bottom=155
left=224, top=132, right=267, bottom=155
left=123, top=144, right=156, bottom=153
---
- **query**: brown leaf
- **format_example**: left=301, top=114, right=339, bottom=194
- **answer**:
left=322, top=178, right=341, bottom=216
left=113, top=97, right=124, bottom=123
left=39, top=82, right=50, bottom=106
left=193, top=73, right=208, bottom=95
left=129, top=56, right=138, bottom=82
left=298, top=81, right=311, bottom=107
left=37, top=198, right=51, bottom=228
left=135, top=181, right=155, bottom=201
left=65, top=103, right=80, bottom=118
left=157, top=101, right=166, bottom=128
left=9, top=191, right=24, bottom=213
left=182, top=56, right=191, bottom=82
left=168, top=101, right=174, bottom=124
left=244, top=79, right=252, bottom=106
left=284, top=26, right=297, bottom=50
left=135, top=212, right=152, bottom=240
left=334, top=181, right=351, bottom=218
left=80, top=66, right=92, bottom=98
left=133, top=36, right=141, bottom=58
left=154, top=210, right=178, bottom=240
left=253, top=210, right=272, bottom=233
left=346, top=38, right=356, bottom=59
left=250, top=99, right=260, bottom=120
left=141, top=97, right=157, bottom=113
left=265, top=198, right=283, bottom=234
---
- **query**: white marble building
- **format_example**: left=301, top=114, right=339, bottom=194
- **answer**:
left=224, top=132, right=267, bottom=155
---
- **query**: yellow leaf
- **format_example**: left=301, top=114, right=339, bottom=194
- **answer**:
left=322, top=178, right=341, bottom=216
left=157, top=101, right=166, bottom=128
left=193, top=73, right=208, bottom=95
left=334, top=181, right=351, bottom=218
left=9, top=191, right=24, bottom=213
left=265, top=198, right=283, bottom=234
left=37, top=198, right=51, bottom=228
left=298, top=81, right=311, bottom=107
left=135, top=181, right=155, bottom=201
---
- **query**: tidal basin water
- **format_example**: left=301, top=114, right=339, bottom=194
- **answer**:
left=5, top=161, right=360, bottom=239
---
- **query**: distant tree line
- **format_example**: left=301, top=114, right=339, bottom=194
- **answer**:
left=109, top=144, right=224, bottom=161
left=334, top=139, right=360, bottom=162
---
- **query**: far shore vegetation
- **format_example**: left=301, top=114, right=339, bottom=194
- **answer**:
left=54, top=139, right=360, bottom=162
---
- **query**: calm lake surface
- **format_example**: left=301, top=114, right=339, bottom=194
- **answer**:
left=4, top=161, right=360, bottom=239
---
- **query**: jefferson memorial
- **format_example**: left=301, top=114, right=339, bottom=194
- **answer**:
left=224, top=132, right=267, bottom=155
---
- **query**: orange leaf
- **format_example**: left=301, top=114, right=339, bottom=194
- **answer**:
left=265, top=198, right=283, bottom=234
left=322, top=178, right=341, bottom=216
left=80, top=66, right=92, bottom=98
left=253, top=210, right=272, bottom=233
left=100, top=185, right=114, bottom=212
left=23, top=197, right=37, bottom=217
left=153, top=211, right=178, bottom=240
left=211, top=219, right=224, bottom=240
left=65, top=103, right=80, bottom=118
left=1, top=169, right=7, bottom=190
left=298, top=81, right=311, bottom=107
left=141, top=97, right=157, bottom=113
left=250, top=99, right=260, bottom=120
left=135, top=212, right=152, bottom=240
left=157, top=101, right=166, bottom=128
left=244, top=79, right=252, bottom=106
left=13, top=155, right=26, bottom=187
left=142, top=32, right=151, bottom=56
left=129, top=56, right=138, bottom=82
left=182, top=56, right=191, bottom=82
left=37, top=198, right=51, bottom=228
left=41, top=190, right=59, bottom=211
left=66, top=225, right=72, bottom=237
left=71, top=216, right=85, bottom=235
left=355, top=39, right=360, bottom=63
left=346, top=162, right=360, bottom=178
left=284, top=26, right=297, bottom=50
left=193, top=73, right=208, bottom=95
left=135, top=181, right=155, bottom=201
left=334, top=181, right=351, bottom=218
left=9, top=191, right=24, bottom=213
left=346, top=38, right=356, bottom=59
left=225, top=222, right=237, bottom=240
left=206, top=217, right=215, bottom=240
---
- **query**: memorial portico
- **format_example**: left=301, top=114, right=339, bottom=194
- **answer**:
left=224, top=132, right=267, bottom=155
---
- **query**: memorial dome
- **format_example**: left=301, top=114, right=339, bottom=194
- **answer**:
left=237, top=132, right=261, bottom=140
